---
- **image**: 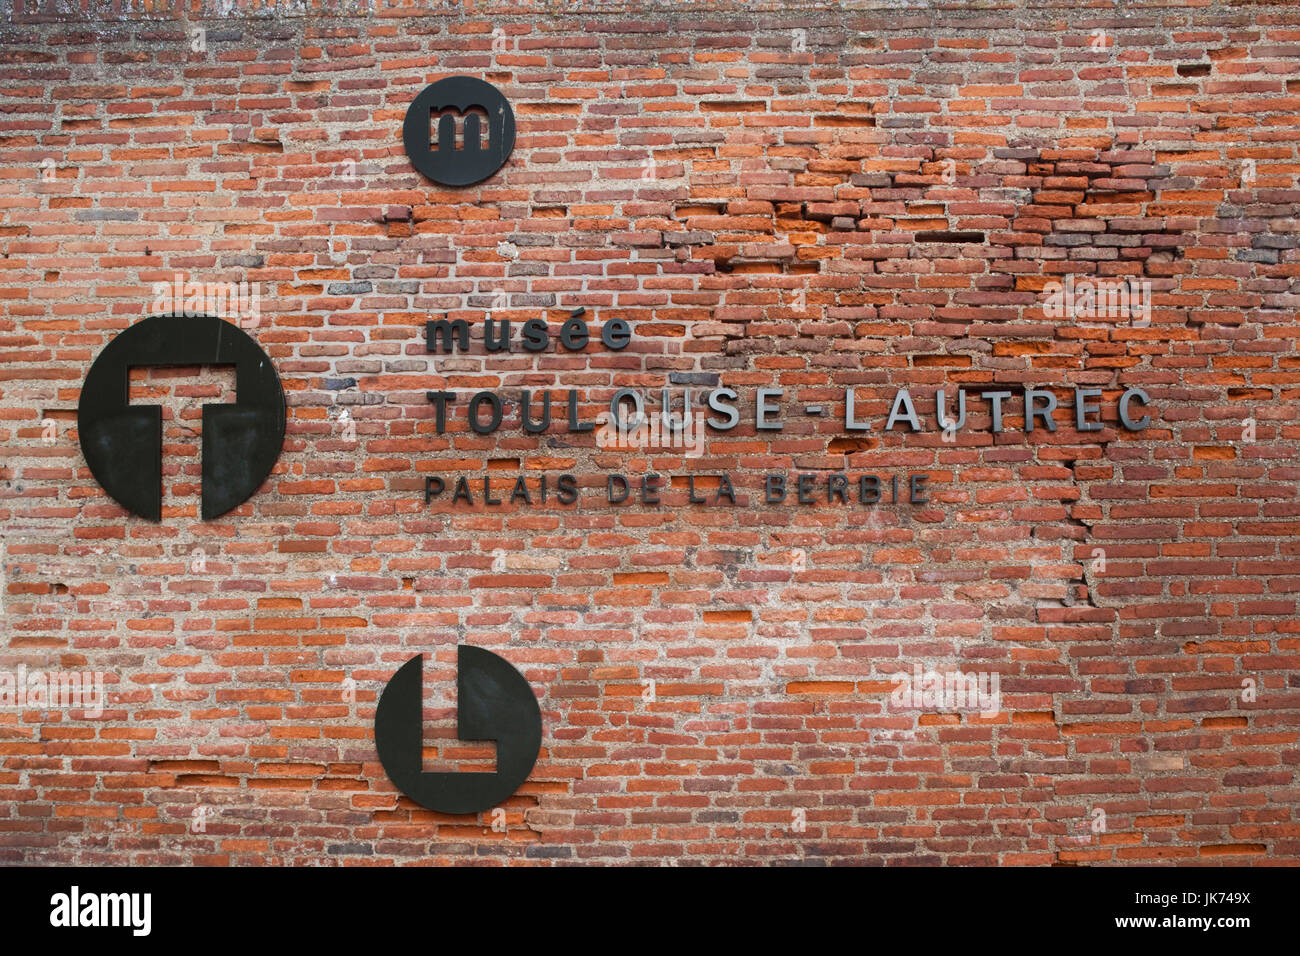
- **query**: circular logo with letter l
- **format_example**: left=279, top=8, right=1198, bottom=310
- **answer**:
left=374, top=646, right=543, bottom=815
left=78, top=313, right=286, bottom=522
left=402, top=76, right=516, bottom=187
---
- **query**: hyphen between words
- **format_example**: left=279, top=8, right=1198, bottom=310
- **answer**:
left=421, top=311, right=1155, bottom=509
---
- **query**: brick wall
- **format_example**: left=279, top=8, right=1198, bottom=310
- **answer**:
left=2, top=0, right=1298, bottom=865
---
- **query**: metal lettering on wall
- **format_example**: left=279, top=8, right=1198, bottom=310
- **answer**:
left=60, top=75, right=1170, bottom=823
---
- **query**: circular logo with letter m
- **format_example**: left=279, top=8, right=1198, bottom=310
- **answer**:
left=402, top=76, right=516, bottom=187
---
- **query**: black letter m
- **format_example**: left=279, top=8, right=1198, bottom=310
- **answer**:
left=427, top=318, right=470, bottom=353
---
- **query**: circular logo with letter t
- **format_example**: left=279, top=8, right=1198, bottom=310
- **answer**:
left=77, top=313, right=285, bottom=522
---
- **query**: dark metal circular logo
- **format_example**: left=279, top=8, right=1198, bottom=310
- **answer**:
left=77, top=314, right=286, bottom=521
left=402, top=76, right=516, bottom=187
left=374, top=646, right=542, bottom=815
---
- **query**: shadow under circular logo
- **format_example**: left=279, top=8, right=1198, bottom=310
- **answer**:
left=78, top=313, right=286, bottom=522
left=402, top=75, right=516, bottom=187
